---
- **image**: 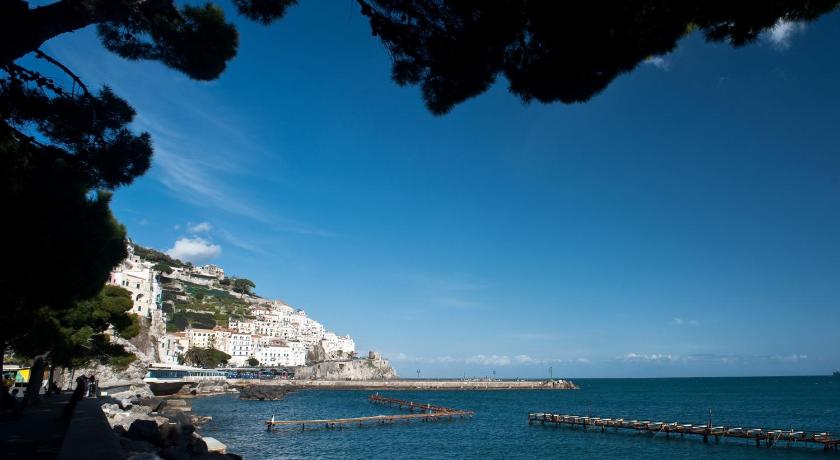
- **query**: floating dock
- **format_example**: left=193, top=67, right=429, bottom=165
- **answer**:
left=528, top=412, right=840, bottom=452
left=265, top=394, right=473, bottom=431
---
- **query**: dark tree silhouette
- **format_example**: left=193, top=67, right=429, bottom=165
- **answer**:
left=358, top=0, right=840, bottom=114
left=2, top=0, right=839, bottom=372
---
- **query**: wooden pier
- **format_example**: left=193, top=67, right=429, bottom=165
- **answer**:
left=528, top=412, right=840, bottom=452
left=264, top=395, right=473, bottom=431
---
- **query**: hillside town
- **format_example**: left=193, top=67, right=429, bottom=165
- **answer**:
left=109, top=243, right=356, bottom=368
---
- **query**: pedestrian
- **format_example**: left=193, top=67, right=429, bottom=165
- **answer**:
left=87, top=375, right=97, bottom=397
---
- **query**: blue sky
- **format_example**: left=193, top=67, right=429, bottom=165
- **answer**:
left=38, top=2, right=840, bottom=378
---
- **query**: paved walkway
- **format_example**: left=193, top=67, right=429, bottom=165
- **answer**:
left=57, top=397, right=124, bottom=460
left=1, top=394, right=124, bottom=460
left=0, top=394, right=72, bottom=459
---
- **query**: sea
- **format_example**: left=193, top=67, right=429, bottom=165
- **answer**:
left=191, top=376, right=840, bottom=459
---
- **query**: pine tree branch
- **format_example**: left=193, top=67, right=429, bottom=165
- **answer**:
left=34, top=49, right=90, bottom=96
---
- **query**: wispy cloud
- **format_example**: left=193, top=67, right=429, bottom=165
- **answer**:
left=466, top=354, right=512, bottom=366
left=772, top=353, right=808, bottom=363
left=621, top=353, right=681, bottom=363
left=671, top=318, right=700, bottom=326
left=166, top=237, right=221, bottom=263
left=186, top=221, right=212, bottom=233
left=764, top=19, right=806, bottom=50
left=216, top=228, right=270, bottom=256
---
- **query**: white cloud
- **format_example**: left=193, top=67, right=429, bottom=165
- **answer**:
left=466, top=354, right=512, bottom=366
left=514, top=354, right=537, bottom=364
left=644, top=56, right=670, bottom=70
left=621, top=353, right=680, bottom=363
left=772, top=354, right=808, bottom=363
left=186, top=221, right=212, bottom=233
left=166, top=237, right=221, bottom=263
left=764, top=19, right=806, bottom=50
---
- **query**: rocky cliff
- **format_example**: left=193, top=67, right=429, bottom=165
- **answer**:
left=295, top=356, right=398, bottom=380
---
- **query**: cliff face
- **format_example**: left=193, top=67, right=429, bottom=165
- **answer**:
left=58, top=316, right=161, bottom=397
left=295, top=357, right=398, bottom=380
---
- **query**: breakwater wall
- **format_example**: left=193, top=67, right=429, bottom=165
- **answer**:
left=230, top=379, right=577, bottom=390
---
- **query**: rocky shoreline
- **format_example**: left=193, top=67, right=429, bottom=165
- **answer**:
left=100, top=383, right=240, bottom=459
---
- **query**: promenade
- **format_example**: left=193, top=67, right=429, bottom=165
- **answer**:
left=0, top=394, right=124, bottom=460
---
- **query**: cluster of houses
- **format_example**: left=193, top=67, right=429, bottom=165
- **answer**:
left=108, top=244, right=355, bottom=368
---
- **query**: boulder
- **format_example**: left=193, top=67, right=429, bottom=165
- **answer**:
left=202, top=437, right=226, bottom=454
left=159, top=445, right=190, bottom=460
left=119, top=437, right=158, bottom=453
left=161, top=409, right=192, bottom=427
left=127, top=419, right=163, bottom=446
left=137, top=397, right=166, bottom=412
left=159, top=422, right=182, bottom=447
left=189, top=435, right=208, bottom=457
left=237, top=385, right=286, bottom=401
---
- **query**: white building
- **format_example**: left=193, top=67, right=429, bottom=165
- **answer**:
left=187, top=328, right=230, bottom=351
left=108, top=245, right=161, bottom=318
left=227, top=333, right=253, bottom=366
left=320, top=332, right=356, bottom=356
left=254, top=341, right=306, bottom=367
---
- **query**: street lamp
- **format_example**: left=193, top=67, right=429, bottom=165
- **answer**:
left=416, top=369, right=421, bottom=379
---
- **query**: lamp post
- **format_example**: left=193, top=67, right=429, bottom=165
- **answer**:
left=416, top=369, right=421, bottom=379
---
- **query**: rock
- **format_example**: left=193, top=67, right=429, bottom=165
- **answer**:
left=295, top=357, right=398, bottom=380
left=119, top=399, right=134, bottom=410
left=129, top=404, right=153, bottom=415
left=137, top=397, right=166, bottom=412
left=113, top=425, right=128, bottom=437
left=161, top=409, right=192, bottom=427
left=119, top=437, right=158, bottom=453
left=189, top=435, right=208, bottom=457
left=159, top=445, right=190, bottom=460
left=165, top=399, right=188, bottom=408
left=127, top=453, right=162, bottom=460
left=159, top=422, right=182, bottom=447
left=237, top=385, right=286, bottom=400
left=127, top=419, right=163, bottom=446
left=202, top=437, right=226, bottom=454
left=225, top=454, right=243, bottom=460
left=194, top=454, right=231, bottom=460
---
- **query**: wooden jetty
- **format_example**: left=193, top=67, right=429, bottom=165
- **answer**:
left=264, top=394, right=473, bottom=431
left=528, top=412, right=840, bottom=452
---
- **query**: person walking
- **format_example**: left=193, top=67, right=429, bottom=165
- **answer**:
left=87, top=375, right=97, bottom=398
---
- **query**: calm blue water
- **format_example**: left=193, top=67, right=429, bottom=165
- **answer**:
left=192, top=377, right=840, bottom=459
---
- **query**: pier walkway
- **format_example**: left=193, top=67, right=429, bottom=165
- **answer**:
left=528, top=412, right=840, bottom=452
left=265, top=395, right=473, bottom=431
